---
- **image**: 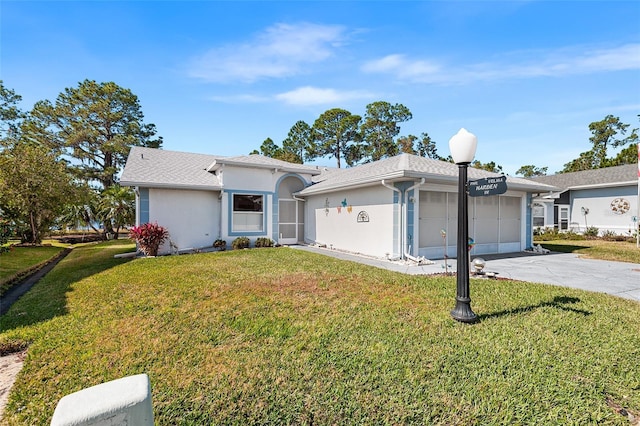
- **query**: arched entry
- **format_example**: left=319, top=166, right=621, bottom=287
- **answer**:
left=277, top=176, right=305, bottom=245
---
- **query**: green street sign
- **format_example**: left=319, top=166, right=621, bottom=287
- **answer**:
left=468, top=176, right=507, bottom=197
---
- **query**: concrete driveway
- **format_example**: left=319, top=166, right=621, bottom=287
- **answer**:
left=292, top=246, right=640, bottom=302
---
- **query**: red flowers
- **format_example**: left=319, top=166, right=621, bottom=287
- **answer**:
left=129, top=222, right=169, bottom=256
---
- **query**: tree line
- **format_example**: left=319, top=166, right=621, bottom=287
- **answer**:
left=251, top=102, right=454, bottom=168
left=0, top=80, right=161, bottom=244
left=251, top=101, right=502, bottom=171
left=253, top=103, right=638, bottom=177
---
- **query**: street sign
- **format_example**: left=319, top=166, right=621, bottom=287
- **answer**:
left=468, top=176, right=507, bottom=197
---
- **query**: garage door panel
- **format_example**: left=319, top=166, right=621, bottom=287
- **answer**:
left=474, top=219, right=498, bottom=243
left=419, top=190, right=522, bottom=257
left=420, top=218, right=447, bottom=246
left=500, top=219, right=521, bottom=243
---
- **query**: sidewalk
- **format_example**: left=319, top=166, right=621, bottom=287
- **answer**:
left=291, top=245, right=640, bottom=302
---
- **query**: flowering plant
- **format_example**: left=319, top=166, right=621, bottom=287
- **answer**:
left=129, top=222, right=169, bottom=256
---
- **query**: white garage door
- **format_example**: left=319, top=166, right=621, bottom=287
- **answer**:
left=418, top=191, right=522, bottom=259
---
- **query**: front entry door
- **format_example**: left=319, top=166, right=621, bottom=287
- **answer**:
left=278, top=199, right=300, bottom=244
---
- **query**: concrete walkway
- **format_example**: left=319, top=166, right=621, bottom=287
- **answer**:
left=292, top=245, right=640, bottom=302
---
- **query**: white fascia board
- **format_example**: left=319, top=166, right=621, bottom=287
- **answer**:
left=298, top=171, right=410, bottom=196
left=120, top=181, right=223, bottom=191
left=567, top=181, right=636, bottom=190
left=207, top=159, right=321, bottom=175
left=298, top=171, right=455, bottom=196
left=506, top=182, right=559, bottom=192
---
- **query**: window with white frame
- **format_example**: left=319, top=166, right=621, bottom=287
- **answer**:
left=532, top=203, right=545, bottom=227
left=232, top=194, right=264, bottom=232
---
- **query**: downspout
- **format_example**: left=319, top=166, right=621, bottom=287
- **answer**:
left=381, top=180, right=402, bottom=260
left=218, top=189, right=224, bottom=240
left=134, top=186, right=140, bottom=226
left=403, top=178, right=426, bottom=262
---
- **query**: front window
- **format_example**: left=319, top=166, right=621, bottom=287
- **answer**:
left=233, top=194, right=264, bottom=232
left=532, top=203, right=545, bottom=227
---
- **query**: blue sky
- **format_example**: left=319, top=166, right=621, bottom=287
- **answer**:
left=2, top=1, right=639, bottom=174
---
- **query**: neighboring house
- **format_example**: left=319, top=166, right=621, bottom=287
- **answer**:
left=121, top=147, right=556, bottom=260
left=529, top=164, right=639, bottom=236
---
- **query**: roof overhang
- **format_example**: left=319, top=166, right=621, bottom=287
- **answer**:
left=298, top=171, right=557, bottom=196
left=121, top=181, right=223, bottom=192
left=566, top=180, right=637, bottom=191
left=207, top=158, right=321, bottom=175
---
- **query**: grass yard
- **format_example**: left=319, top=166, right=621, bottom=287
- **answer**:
left=1, top=241, right=639, bottom=425
left=536, top=239, right=640, bottom=264
left=0, top=246, right=64, bottom=282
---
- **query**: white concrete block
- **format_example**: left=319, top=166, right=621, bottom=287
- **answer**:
left=50, top=374, right=153, bottom=426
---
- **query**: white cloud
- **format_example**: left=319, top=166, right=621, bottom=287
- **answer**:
left=362, top=43, right=640, bottom=84
left=188, top=22, right=347, bottom=83
left=275, top=86, right=375, bottom=106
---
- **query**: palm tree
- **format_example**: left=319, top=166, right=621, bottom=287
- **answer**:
left=98, top=185, right=135, bottom=239
left=58, top=192, right=101, bottom=238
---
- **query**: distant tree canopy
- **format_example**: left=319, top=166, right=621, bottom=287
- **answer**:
left=25, top=79, right=163, bottom=188
left=282, top=120, right=312, bottom=163
left=359, top=101, right=412, bottom=162
left=253, top=102, right=516, bottom=169
left=253, top=101, right=415, bottom=167
left=515, top=165, right=548, bottom=177
left=0, top=80, right=24, bottom=141
left=562, top=114, right=638, bottom=173
left=310, top=108, right=362, bottom=168
left=471, top=160, right=503, bottom=174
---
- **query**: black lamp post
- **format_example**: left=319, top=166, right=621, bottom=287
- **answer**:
left=449, top=128, right=478, bottom=323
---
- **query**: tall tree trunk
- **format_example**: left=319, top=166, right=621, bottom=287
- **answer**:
left=29, top=211, right=40, bottom=244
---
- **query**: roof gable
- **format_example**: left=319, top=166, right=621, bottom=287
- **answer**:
left=300, top=153, right=556, bottom=195
left=207, top=154, right=322, bottom=175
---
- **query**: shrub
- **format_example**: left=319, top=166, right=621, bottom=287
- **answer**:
left=255, top=237, right=273, bottom=248
left=601, top=230, right=628, bottom=241
left=584, top=226, right=599, bottom=238
left=533, top=227, right=561, bottom=241
left=129, top=222, right=169, bottom=256
left=231, top=236, right=250, bottom=250
left=213, top=239, right=227, bottom=251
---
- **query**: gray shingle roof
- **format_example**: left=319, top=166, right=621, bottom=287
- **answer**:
left=208, top=154, right=322, bottom=175
left=530, top=164, right=637, bottom=191
left=299, top=153, right=557, bottom=195
left=120, top=147, right=222, bottom=190
left=121, top=148, right=558, bottom=194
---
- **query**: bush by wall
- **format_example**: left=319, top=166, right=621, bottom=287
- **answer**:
left=129, top=223, right=169, bottom=256
left=255, top=237, right=273, bottom=248
left=231, top=236, right=250, bottom=250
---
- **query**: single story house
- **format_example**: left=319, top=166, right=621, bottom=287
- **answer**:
left=529, top=164, right=639, bottom=236
left=120, top=147, right=557, bottom=260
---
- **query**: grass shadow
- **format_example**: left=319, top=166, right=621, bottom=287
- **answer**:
left=538, top=243, right=592, bottom=253
left=0, top=241, right=135, bottom=333
left=479, top=296, right=592, bottom=321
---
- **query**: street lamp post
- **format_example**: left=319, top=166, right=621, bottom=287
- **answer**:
left=449, top=128, right=478, bottom=323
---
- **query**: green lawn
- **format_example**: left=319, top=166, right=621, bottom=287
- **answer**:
left=0, top=246, right=64, bottom=282
left=536, top=239, right=640, bottom=263
left=1, top=241, right=639, bottom=425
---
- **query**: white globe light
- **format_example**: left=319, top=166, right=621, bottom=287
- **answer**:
left=449, top=128, right=478, bottom=164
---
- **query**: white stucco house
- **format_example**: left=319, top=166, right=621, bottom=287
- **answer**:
left=120, top=146, right=557, bottom=260
left=529, top=164, right=639, bottom=236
